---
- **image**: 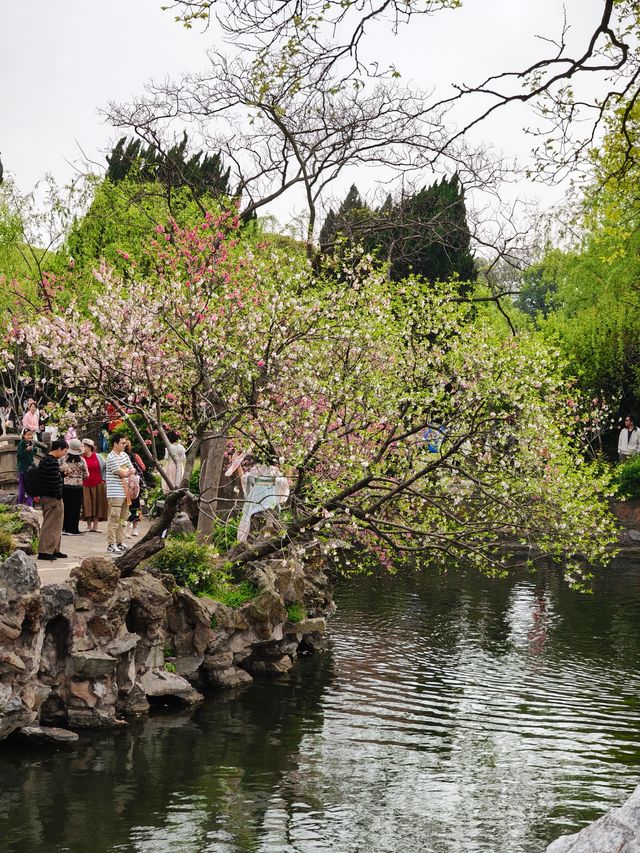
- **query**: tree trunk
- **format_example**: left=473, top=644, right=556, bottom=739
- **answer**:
left=196, top=430, right=227, bottom=541
left=181, top=435, right=202, bottom=487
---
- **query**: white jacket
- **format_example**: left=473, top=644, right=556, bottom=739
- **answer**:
left=618, top=426, right=640, bottom=457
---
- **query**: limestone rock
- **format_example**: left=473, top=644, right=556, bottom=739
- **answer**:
left=119, top=684, right=150, bottom=715
left=71, top=557, right=120, bottom=603
left=169, top=511, right=195, bottom=536
left=0, top=550, right=40, bottom=596
left=287, top=617, right=326, bottom=635
left=40, top=584, right=74, bottom=620
left=139, top=669, right=203, bottom=705
left=242, top=586, right=287, bottom=639
left=175, top=655, right=204, bottom=677
left=203, top=651, right=234, bottom=672
left=67, top=706, right=121, bottom=728
left=0, top=683, right=37, bottom=739
left=247, top=655, right=293, bottom=675
left=13, top=505, right=41, bottom=551
left=107, top=634, right=140, bottom=656
left=254, top=638, right=299, bottom=658
left=0, top=651, right=26, bottom=672
left=547, top=785, right=640, bottom=851
left=272, top=559, right=306, bottom=603
left=122, top=572, right=173, bottom=625
left=206, top=665, right=253, bottom=689
left=299, top=632, right=329, bottom=653
left=70, top=650, right=117, bottom=679
left=0, top=614, right=22, bottom=641
left=17, top=725, right=78, bottom=743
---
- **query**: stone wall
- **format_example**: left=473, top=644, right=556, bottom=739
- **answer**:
left=0, top=545, right=334, bottom=742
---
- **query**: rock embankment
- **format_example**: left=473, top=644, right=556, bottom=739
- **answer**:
left=0, top=544, right=334, bottom=741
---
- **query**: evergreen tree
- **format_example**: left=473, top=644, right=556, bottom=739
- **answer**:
left=319, top=175, right=475, bottom=284
left=106, top=133, right=231, bottom=198
left=318, top=185, right=370, bottom=250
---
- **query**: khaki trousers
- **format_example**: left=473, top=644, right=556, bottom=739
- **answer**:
left=39, top=497, right=63, bottom=555
left=107, top=498, right=129, bottom=545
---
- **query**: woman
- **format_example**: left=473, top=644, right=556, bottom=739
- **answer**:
left=60, top=438, right=89, bottom=535
left=22, top=401, right=39, bottom=433
left=236, top=455, right=289, bottom=542
left=81, top=438, right=108, bottom=532
left=161, top=430, right=187, bottom=493
left=16, top=428, right=36, bottom=506
left=123, top=439, right=146, bottom=536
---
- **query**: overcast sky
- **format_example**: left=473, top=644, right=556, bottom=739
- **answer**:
left=1, top=0, right=605, bottom=226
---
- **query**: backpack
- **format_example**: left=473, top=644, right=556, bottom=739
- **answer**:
left=127, top=469, right=141, bottom=500
left=24, top=463, right=42, bottom=498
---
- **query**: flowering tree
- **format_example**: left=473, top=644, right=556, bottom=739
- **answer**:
left=12, top=214, right=618, bottom=583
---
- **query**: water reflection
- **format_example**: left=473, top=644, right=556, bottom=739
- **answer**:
left=1, top=561, right=640, bottom=852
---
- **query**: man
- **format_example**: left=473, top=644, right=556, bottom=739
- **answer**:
left=618, top=414, right=640, bottom=462
left=105, top=435, right=134, bottom=554
left=37, top=438, right=69, bottom=561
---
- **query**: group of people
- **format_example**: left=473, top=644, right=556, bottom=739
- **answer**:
left=16, top=429, right=147, bottom=561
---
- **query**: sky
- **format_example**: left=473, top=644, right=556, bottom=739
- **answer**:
left=0, top=0, right=607, bottom=230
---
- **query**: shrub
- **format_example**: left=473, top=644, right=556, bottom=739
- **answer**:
left=214, top=581, right=258, bottom=608
left=613, top=456, right=640, bottom=500
left=209, top=516, right=239, bottom=554
left=0, top=508, right=22, bottom=535
left=0, top=529, right=14, bottom=559
left=147, top=533, right=218, bottom=594
left=188, top=460, right=200, bottom=495
left=148, top=532, right=259, bottom=606
left=286, top=603, right=306, bottom=623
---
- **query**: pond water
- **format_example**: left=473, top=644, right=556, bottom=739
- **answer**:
left=2, top=561, right=640, bottom=853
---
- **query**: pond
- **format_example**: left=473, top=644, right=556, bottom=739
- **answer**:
left=1, top=560, right=640, bottom=852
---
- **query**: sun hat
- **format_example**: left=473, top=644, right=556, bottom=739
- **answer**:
left=67, top=438, right=84, bottom=454
left=82, top=438, right=95, bottom=449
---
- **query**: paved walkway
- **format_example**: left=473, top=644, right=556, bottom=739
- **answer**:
left=36, top=518, right=153, bottom=585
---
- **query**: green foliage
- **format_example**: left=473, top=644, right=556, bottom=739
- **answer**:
left=213, top=581, right=258, bottom=608
left=286, top=603, right=306, bottom=623
left=188, top=459, right=201, bottom=494
left=209, top=516, right=239, bottom=554
left=0, top=529, right=14, bottom=559
left=612, top=456, right=640, bottom=500
left=526, top=100, right=640, bottom=413
left=164, top=662, right=177, bottom=673
left=64, top=176, right=228, bottom=284
left=106, top=133, right=231, bottom=199
left=148, top=533, right=218, bottom=594
left=148, top=532, right=258, bottom=606
left=319, top=175, right=476, bottom=286
left=146, top=480, right=165, bottom=516
left=514, top=252, right=562, bottom=319
left=0, top=506, right=22, bottom=536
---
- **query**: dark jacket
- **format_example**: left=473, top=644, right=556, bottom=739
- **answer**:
left=16, top=440, right=35, bottom=474
left=39, top=453, right=63, bottom=499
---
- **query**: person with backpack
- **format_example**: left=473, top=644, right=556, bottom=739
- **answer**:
left=60, top=438, right=89, bottom=535
left=123, top=439, right=145, bottom=537
left=37, top=439, right=69, bottom=562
